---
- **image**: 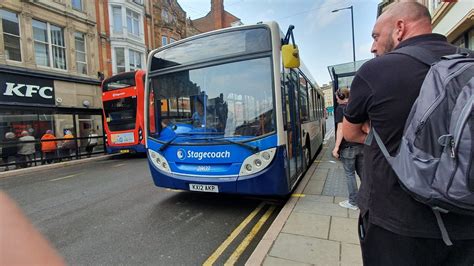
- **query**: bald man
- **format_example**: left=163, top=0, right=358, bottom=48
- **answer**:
left=342, top=2, right=474, bottom=265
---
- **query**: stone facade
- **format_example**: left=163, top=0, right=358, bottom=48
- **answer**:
left=0, top=0, right=99, bottom=81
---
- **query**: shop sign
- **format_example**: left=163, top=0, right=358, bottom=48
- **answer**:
left=0, top=73, right=55, bottom=105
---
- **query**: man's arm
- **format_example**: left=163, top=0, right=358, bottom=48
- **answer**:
left=342, top=118, right=369, bottom=144
left=332, top=123, right=343, bottom=158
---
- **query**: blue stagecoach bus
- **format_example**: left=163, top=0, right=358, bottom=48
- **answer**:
left=145, top=21, right=326, bottom=196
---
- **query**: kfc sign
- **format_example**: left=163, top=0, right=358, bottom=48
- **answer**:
left=0, top=73, right=55, bottom=105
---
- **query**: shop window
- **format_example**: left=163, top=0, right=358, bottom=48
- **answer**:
left=75, top=32, right=87, bottom=74
left=126, top=9, right=140, bottom=37
left=33, top=20, right=66, bottom=70
left=76, top=114, right=104, bottom=155
left=162, top=36, right=167, bottom=46
left=129, top=49, right=142, bottom=70
left=72, top=0, right=83, bottom=11
left=115, top=47, right=126, bottom=73
left=0, top=9, right=21, bottom=62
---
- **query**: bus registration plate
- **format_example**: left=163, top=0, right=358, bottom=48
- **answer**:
left=189, top=184, right=219, bottom=193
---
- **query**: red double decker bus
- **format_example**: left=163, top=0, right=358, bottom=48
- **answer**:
left=101, top=70, right=146, bottom=154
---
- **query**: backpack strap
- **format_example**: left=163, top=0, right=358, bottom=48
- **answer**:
left=432, top=207, right=453, bottom=246
left=390, top=46, right=439, bottom=66
left=365, top=127, right=395, bottom=165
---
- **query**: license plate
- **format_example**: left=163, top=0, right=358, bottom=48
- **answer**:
left=119, top=149, right=130, bottom=154
left=189, top=184, right=219, bottom=193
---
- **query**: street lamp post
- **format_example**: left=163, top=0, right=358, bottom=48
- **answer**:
left=332, top=6, right=356, bottom=64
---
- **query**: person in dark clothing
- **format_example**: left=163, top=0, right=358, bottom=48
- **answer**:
left=2, top=132, right=17, bottom=171
left=342, top=2, right=474, bottom=265
left=332, top=88, right=363, bottom=210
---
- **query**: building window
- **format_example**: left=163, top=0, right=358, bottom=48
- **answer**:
left=33, top=20, right=66, bottom=70
left=129, top=49, right=142, bottom=71
left=169, top=38, right=175, bottom=43
left=72, top=0, right=83, bottom=11
left=430, top=0, right=442, bottom=13
left=132, top=0, right=143, bottom=5
left=115, top=47, right=125, bottom=73
left=75, top=32, right=87, bottom=74
left=162, top=36, right=167, bottom=46
left=112, top=6, right=122, bottom=33
left=162, top=9, right=169, bottom=23
left=126, top=9, right=140, bottom=37
left=0, top=9, right=21, bottom=61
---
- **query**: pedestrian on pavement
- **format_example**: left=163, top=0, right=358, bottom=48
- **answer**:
left=60, top=130, right=75, bottom=160
left=17, top=131, right=36, bottom=168
left=342, top=2, right=474, bottom=265
left=86, top=129, right=98, bottom=158
left=2, top=132, right=17, bottom=171
left=41, top=130, right=57, bottom=164
left=332, top=88, right=363, bottom=211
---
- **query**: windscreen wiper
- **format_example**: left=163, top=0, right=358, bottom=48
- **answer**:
left=211, top=138, right=259, bottom=153
left=159, top=135, right=178, bottom=152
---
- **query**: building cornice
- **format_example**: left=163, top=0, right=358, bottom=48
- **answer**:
left=0, top=65, right=101, bottom=85
left=431, top=2, right=455, bottom=28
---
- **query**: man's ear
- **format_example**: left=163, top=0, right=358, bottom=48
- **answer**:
left=395, top=19, right=405, bottom=41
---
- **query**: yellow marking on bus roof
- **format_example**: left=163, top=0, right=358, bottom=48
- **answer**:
left=203, top=202, right=265, bottom=266
left=112, top=163, right=126, bottom=168
left=291, top=194, right=306, bottom=198
left=224, top=205, right=276, bottom=265
left=49, top=174, right=78, bottom=182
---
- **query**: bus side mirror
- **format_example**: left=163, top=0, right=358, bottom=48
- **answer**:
left=282, top=44, right=300, bottom=69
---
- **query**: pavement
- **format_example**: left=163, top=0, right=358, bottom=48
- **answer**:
left=246, top=134, right=363, bottom=266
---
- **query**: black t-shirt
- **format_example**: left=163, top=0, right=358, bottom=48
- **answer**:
left=334, top=103, right=357, bottom=150
left=345, top=34, right=474, bottom=239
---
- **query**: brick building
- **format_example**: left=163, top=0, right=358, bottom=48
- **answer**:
left=187, top=0, right=242, bottom=37
left=151, top=0, right=187, bottom=48
left=95, top=0, right=153, bottom=78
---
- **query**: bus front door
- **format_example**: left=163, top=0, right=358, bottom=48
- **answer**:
left=285, top=71, right=304, bottom=186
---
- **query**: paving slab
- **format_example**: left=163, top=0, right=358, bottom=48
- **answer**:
left=293, top=201, right=348, bottom=218
left=329, top=217, right=360, bottom=244
left=281, top=212, right=331, bottom=239
left=302, top=179, right=326, bottom=195
left=341, top=243, right=363, bottom=266
left=268, top=233, right=340, bottom=266
left=263, top=256, right=312, bottom=266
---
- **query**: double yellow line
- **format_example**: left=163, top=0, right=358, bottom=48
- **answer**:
left=204, top=202, right=276, bottom=266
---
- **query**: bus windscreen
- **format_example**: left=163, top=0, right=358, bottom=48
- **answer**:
left=103, top=97, right=137, bottom=131
left=150, top=28, right=271, bottom=70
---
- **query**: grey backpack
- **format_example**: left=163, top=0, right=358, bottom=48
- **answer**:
left=367, top=46, right=474, bottom=246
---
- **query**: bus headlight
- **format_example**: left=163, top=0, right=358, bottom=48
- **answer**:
left=239, top=148, right=276, bottom=176
left=148, top=149, right=171, bottom=173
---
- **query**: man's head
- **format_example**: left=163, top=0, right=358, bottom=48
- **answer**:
left=371, top=1, right=432, bottom=57
left=335, top=88, right=350, bottom=104
left=21, top=131, right=29, bottom=137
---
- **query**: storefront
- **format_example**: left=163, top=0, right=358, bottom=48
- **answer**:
left=0, top=68, right=105, bottom=169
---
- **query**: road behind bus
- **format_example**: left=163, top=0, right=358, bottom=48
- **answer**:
left=0, top=155, right=283, bottom=265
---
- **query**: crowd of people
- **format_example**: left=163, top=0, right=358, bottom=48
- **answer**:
left=1, top=129, right=100, bottom=171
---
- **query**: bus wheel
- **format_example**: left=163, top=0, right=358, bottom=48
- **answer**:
left=304, top=145, right=311, bottom=168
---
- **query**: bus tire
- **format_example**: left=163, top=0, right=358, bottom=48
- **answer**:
left=304, top=143, right=311, bottom=168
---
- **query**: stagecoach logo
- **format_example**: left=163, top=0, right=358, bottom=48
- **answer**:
left=176, top=148, right=231, bottom=161
left=177, top=149, right=186, bottom=160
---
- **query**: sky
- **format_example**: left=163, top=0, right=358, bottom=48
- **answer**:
left=177, top=0, right=380, bottom=86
